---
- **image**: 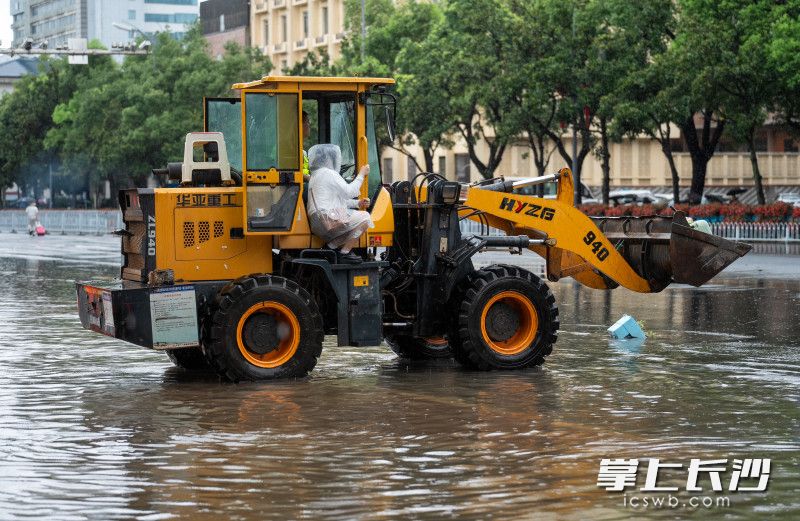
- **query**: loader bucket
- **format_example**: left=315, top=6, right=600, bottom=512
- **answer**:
left=668, top=220, right=753, bottom=287
left=590, top=212, right=752, bottom=291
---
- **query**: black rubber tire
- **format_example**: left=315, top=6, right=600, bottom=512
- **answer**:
left=448, top=265, right=559, bottom=370
left=385, top=335, right=452, bottom=360
left=203, top=274, right=324, bottom=382
left=165, top=346, right=212, bottom=370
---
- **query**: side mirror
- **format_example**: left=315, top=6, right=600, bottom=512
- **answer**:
left=385, top=106, right=396, bottom=143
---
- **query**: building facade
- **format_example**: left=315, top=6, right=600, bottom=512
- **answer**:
left=200, top=0, right=250, bottom=59
left=250, top=0, right=346, bottom=72
left=10, top=0, right=200, bottom=49
left=380, top=127, right=800, bottom=200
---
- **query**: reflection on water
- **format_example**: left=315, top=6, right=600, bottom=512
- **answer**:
left=0, top=234, right=798, bottom=520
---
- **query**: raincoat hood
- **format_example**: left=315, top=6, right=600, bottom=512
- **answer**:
left=308, top=144, right=342, bottom=174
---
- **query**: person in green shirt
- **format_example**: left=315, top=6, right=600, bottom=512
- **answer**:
left=302, top=111, right=311, bottom=181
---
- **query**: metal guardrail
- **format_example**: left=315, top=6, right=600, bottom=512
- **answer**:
left=0, top=210, right=122, bottom=235
left=710, top=222, right=800, bottom=243
left=460, top=218, right=800, bottom=243
left=1, top=209, right=797, bottom=242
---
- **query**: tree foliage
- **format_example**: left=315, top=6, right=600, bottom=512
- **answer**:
left=1, top=1, right=797, bottom=205
left=1, top=27, right=270, bottom=207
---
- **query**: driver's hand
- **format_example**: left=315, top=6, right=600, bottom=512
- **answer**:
left=358, top=164, right=370, bottom=178
left=358, top=198, right=370, bottom=210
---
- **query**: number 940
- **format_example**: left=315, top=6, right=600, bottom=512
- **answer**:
left=583, top=231, right=609, bottom=261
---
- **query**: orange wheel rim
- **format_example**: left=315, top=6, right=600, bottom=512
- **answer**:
left=236, top=302, right=300, bottom=368
left=480, top=291, right=538, bottom=355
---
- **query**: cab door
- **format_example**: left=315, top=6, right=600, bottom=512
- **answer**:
left=240, top=90, right=303, bottom=235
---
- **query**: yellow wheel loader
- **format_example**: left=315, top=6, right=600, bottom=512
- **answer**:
left=76, top=76, right=751, bottom=381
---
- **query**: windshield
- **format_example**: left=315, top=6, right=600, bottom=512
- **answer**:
left=205, top=98, right=242, bottom=171
left=366, top=104, right=384, bottom=196
left=329, top=100, right=356, bottom=178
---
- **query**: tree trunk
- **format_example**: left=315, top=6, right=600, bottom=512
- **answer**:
left=599, top=117, right=610, bottom=205
left=747, top=135, right=766, bottom=205
left=659, top=140, right=681, bottom=204
left=688, top=160, right=707, bottom=205
left=572, top=126, right=592, bottom=206
left=680, top=112, right=725, bottom=204
left=527, top=132, right=549, bottom=177
left=422, top=148, right=434, bottom=174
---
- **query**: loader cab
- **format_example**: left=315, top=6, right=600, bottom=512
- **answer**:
left=204, top=76, right=396, bottom=239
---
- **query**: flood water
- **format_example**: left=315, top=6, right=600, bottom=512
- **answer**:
left=0, top=234, right=798, bottom=520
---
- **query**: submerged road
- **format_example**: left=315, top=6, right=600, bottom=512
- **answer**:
left=0, top=233, right=798, bottom=520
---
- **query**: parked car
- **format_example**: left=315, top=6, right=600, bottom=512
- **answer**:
left=777, top=193, right=800, bottom=207
left=608, top=189, right=671, bottom=207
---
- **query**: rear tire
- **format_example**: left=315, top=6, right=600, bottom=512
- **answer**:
left=448, top=265, right=558, bottom=370
left=166, top=346, right=211, bottom=370
left=385, top=335, right=452, bottom=360
left=203, top=275, right=324, bottom=382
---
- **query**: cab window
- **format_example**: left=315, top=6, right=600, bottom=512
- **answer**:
left=244, top=92, right=299, bottom=171
left=205, top=98, right=242, bottom=171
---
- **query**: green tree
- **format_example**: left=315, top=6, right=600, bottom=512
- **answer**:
left=611, top=1, right=682, bottom=203
left=713, top=1, right=783, bottom=205
left=295, top=1, right=449, bottom=173
left=670, top=0, right=733, bottom=204
left=0, top=54, right=92, bottom=204
left=45, top=28, right=271, bottom=206
left=414, top=0, right=521, bottom=179
left=769, top=2, right=800, bottom=137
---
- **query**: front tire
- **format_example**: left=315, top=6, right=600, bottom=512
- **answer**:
left=203, top=275, right=324, bottom=382
left=385, top=335, right=452, bottom=360
left=448, top=265, right=558, bottom=370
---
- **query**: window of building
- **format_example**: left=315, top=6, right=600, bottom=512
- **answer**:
left=281, top=15, right=287, bottom=42
left=128, top=10, right=136, bottom=20
left=144, top=13, right=197, bottom=24
left=785, top=139, right=798, bottom=153
left=144, top=0, right=197, bottom=5
left=281, top=59, right=288, bottom=71
left=407, top=156, right=417, bottom=181
left=455, top=153, right=470, bottom=182
left=219, top=14, right=225, bottom=32
left=263, top=20, right=269, bottom=46
left=322, top=6, right=329, bottom=34
left=383, top=157, right=393, bottom=183
left=438, top=156, right=446, bottom=176
left=302, top=11, right=309, bottom=38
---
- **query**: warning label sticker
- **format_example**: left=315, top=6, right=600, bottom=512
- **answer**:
left=149, top=285, right=199, bottom=349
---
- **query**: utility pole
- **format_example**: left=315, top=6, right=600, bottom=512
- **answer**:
left=571, top=7, right=581, bottom=206
left=361, top=0, right=366, bottom=60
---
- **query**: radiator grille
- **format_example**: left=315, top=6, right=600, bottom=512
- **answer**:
left=214, top=220, right=224, bottom=238
left=183, top=221, right=195, bottom=248
left=198, top=221, right=210, bottom=243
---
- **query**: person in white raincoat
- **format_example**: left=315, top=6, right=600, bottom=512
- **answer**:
left=306, top=144, right=373, bottom=261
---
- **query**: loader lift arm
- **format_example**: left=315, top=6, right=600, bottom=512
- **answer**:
left=459, top=168, right=751, bottom=293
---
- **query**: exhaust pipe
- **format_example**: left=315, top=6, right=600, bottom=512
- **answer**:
left=591, top=212, right=752, bottom=291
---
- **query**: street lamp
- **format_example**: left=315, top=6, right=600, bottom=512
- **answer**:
left=112, top=21, right=154, bottom=71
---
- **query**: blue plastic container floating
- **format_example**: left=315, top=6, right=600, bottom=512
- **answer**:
left=608, top=314, right=647, bottom=340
